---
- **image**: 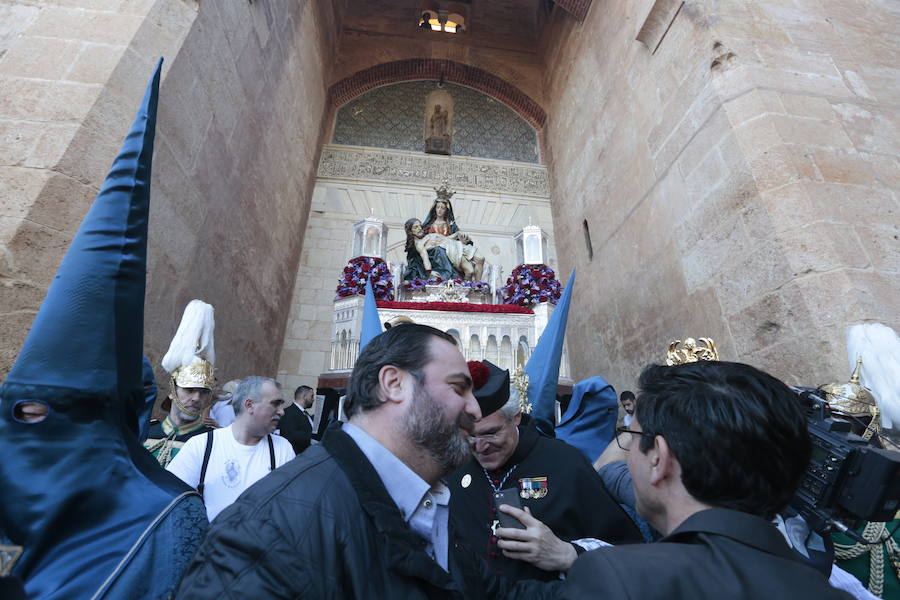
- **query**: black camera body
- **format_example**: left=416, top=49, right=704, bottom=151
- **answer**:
left=792, top=389, right=900, bottom=533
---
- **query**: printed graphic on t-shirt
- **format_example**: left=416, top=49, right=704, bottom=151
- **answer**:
left=223, top=459, right=241, bottom=487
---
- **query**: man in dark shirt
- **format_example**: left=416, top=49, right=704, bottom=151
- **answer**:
left=176, top=325, right=558, bottom=598
left=555, top=361, right=853, bottom=600
left=279, top=385, right=315, bottom=453
left=448, top=361, right=642, bottom=582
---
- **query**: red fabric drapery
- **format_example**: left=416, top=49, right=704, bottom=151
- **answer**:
left=376, top=301, right=534, bottom=315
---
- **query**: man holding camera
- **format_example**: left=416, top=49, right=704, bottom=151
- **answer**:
left=551, top=361, right=852, bottom=599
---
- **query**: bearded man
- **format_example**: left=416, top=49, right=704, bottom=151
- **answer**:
left=176, top=324, right=559, bottom=599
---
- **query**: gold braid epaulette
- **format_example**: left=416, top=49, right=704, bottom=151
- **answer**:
left=511, top=366, right=531, bottom=414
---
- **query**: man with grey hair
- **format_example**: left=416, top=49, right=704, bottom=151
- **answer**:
left=167, top=376, right=294, bottom=521
left=447, top=360, right=641, bottom=582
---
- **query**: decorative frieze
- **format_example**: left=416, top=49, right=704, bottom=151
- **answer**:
left=317, top=145, right=550, bottom=197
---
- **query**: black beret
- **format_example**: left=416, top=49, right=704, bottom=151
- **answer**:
left=468, top=360, right=510, bottom=417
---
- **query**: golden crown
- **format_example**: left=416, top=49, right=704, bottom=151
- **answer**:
left=665, top=337, right=720, bottom=366
left=434, top=181, right=456, bottom=202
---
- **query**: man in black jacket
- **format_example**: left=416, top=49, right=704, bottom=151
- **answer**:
left=176, top=324, right=558, bottom=598
left=449, top=361, right=642, bottom=582
left=554, top=361, right=852, bottom=600
left=278, top=385, right=315, bottom=454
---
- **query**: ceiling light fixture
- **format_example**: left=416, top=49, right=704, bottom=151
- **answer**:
left=418, top=1, right=466, bottom=34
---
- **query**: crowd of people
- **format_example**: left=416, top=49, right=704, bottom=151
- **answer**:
left=2, top=60, right=895, bottom=600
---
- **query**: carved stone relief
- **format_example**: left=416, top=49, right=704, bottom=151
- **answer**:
left=317, top=145, right=550, bottom=197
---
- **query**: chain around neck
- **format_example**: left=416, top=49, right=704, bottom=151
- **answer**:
left=483, top=464, right=517, bottom=494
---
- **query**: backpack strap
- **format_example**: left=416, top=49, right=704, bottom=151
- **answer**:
left=197, top=431, right=214, bottom=499
left=266, top=433, right=275, bottom=471
left=267, top=434, right=276, bottom=471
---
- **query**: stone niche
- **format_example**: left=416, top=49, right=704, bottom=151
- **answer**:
left=331, top=81, right=541, bottom=163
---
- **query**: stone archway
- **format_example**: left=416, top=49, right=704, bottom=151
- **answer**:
left=328, top=59, right=547, bottom=133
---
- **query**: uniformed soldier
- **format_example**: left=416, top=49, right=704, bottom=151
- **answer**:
left=144, top=300, right=216, bottom=466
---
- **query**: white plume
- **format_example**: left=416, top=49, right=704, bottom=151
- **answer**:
left=161, top=299, right=215, bottom=374
left=846, top=323, right=900, bottom=429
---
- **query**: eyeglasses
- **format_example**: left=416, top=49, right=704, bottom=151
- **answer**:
left=467, top=431, right=501, bottom=444
left=614, top=426, right=655, bottom=450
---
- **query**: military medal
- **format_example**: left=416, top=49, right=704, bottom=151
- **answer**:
left=461, top=473, right=472, bottom=488
left=518, top=476, right=548, bottom=499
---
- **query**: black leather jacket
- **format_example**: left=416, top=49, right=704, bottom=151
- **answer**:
left=176, top=426, right=560, bottom=599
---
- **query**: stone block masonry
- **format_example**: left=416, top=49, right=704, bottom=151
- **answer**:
left=543, top=0, right=900, bottom=393
left=0, top=0, right=343, bottom=389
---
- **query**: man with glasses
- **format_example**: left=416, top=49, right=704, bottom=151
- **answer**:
left=554, top=361, right=852, bottom=599
left=448, top=360, right=642, bottom=582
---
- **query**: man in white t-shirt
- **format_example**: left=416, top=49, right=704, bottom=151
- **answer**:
left=168, top=376, right=295, bottom=521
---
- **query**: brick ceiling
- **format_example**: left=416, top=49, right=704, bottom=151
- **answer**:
left=341, top=0, right=552, bottom=50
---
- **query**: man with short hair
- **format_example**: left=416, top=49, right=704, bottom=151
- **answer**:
left=278, top=385, right=315, bottom=454
left=206, top=378, right=240, bottom=428
left=176, top=324, right=558, bottom=598
left=167, top=376, right=295, bottom=521
left=449, top=361, right=642, bottom=581
left=619, top=390, right=635, bottom=427
left=555, top=361, right=852, bottom=599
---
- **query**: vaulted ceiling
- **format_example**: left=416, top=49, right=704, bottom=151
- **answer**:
left=340, top=0, right=554, bottom=53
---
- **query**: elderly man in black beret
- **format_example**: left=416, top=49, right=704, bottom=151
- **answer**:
left=447, top=360, right=642, bottom=582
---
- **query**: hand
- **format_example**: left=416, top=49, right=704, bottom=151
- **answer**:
left=203, top=415, right=220, bottom=428
left=495, top=505, right=578, bottom=572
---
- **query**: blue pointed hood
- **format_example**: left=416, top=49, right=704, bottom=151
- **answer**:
left=556, top=375, right=617, bottom=461
left=525, top=270, right=575, bottom=436
left=359, top=279, right=383, bottom=353
left=0, top=59, right=204, bottom=599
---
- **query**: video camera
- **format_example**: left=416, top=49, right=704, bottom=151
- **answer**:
left=792, top=388, right=900, bottom=537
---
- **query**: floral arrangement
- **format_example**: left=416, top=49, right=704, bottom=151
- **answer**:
left=402, top=277, right=491, bottom=294
left=500, top=264, right=562, bottom=307
left=335, top=256, right=394, bottom=301
left=377, top=301, right=533, bottom=314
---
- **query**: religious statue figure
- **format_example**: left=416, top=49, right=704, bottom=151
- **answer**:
left=403, top=184, right=486, bottom=281
left=404, top=218, right=485, bottom=281
left=425, top=99, right=452, bottom=155
left=430, top=105, right=448, bottom=139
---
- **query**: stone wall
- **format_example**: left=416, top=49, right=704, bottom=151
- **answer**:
left=0, top=0, right=197, bottom=376
left=277, top=146, right=555, bottom=392
left=543, top=0, right=900, bottom=392
left=144, top=0, right=342, bottom=383
left=0, top=0, right=344, bottom=383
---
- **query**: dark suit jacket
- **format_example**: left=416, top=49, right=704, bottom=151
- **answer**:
left=562, top=508, right=852, bottom=600
left=278, top=403, right=313, bottom=454
left=176, top=426, right=560, bottom=599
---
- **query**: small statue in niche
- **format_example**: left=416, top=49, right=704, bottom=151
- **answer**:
left=425, top=90, right=453, bottom=155
left=430, top=105, right=448, bottom=139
